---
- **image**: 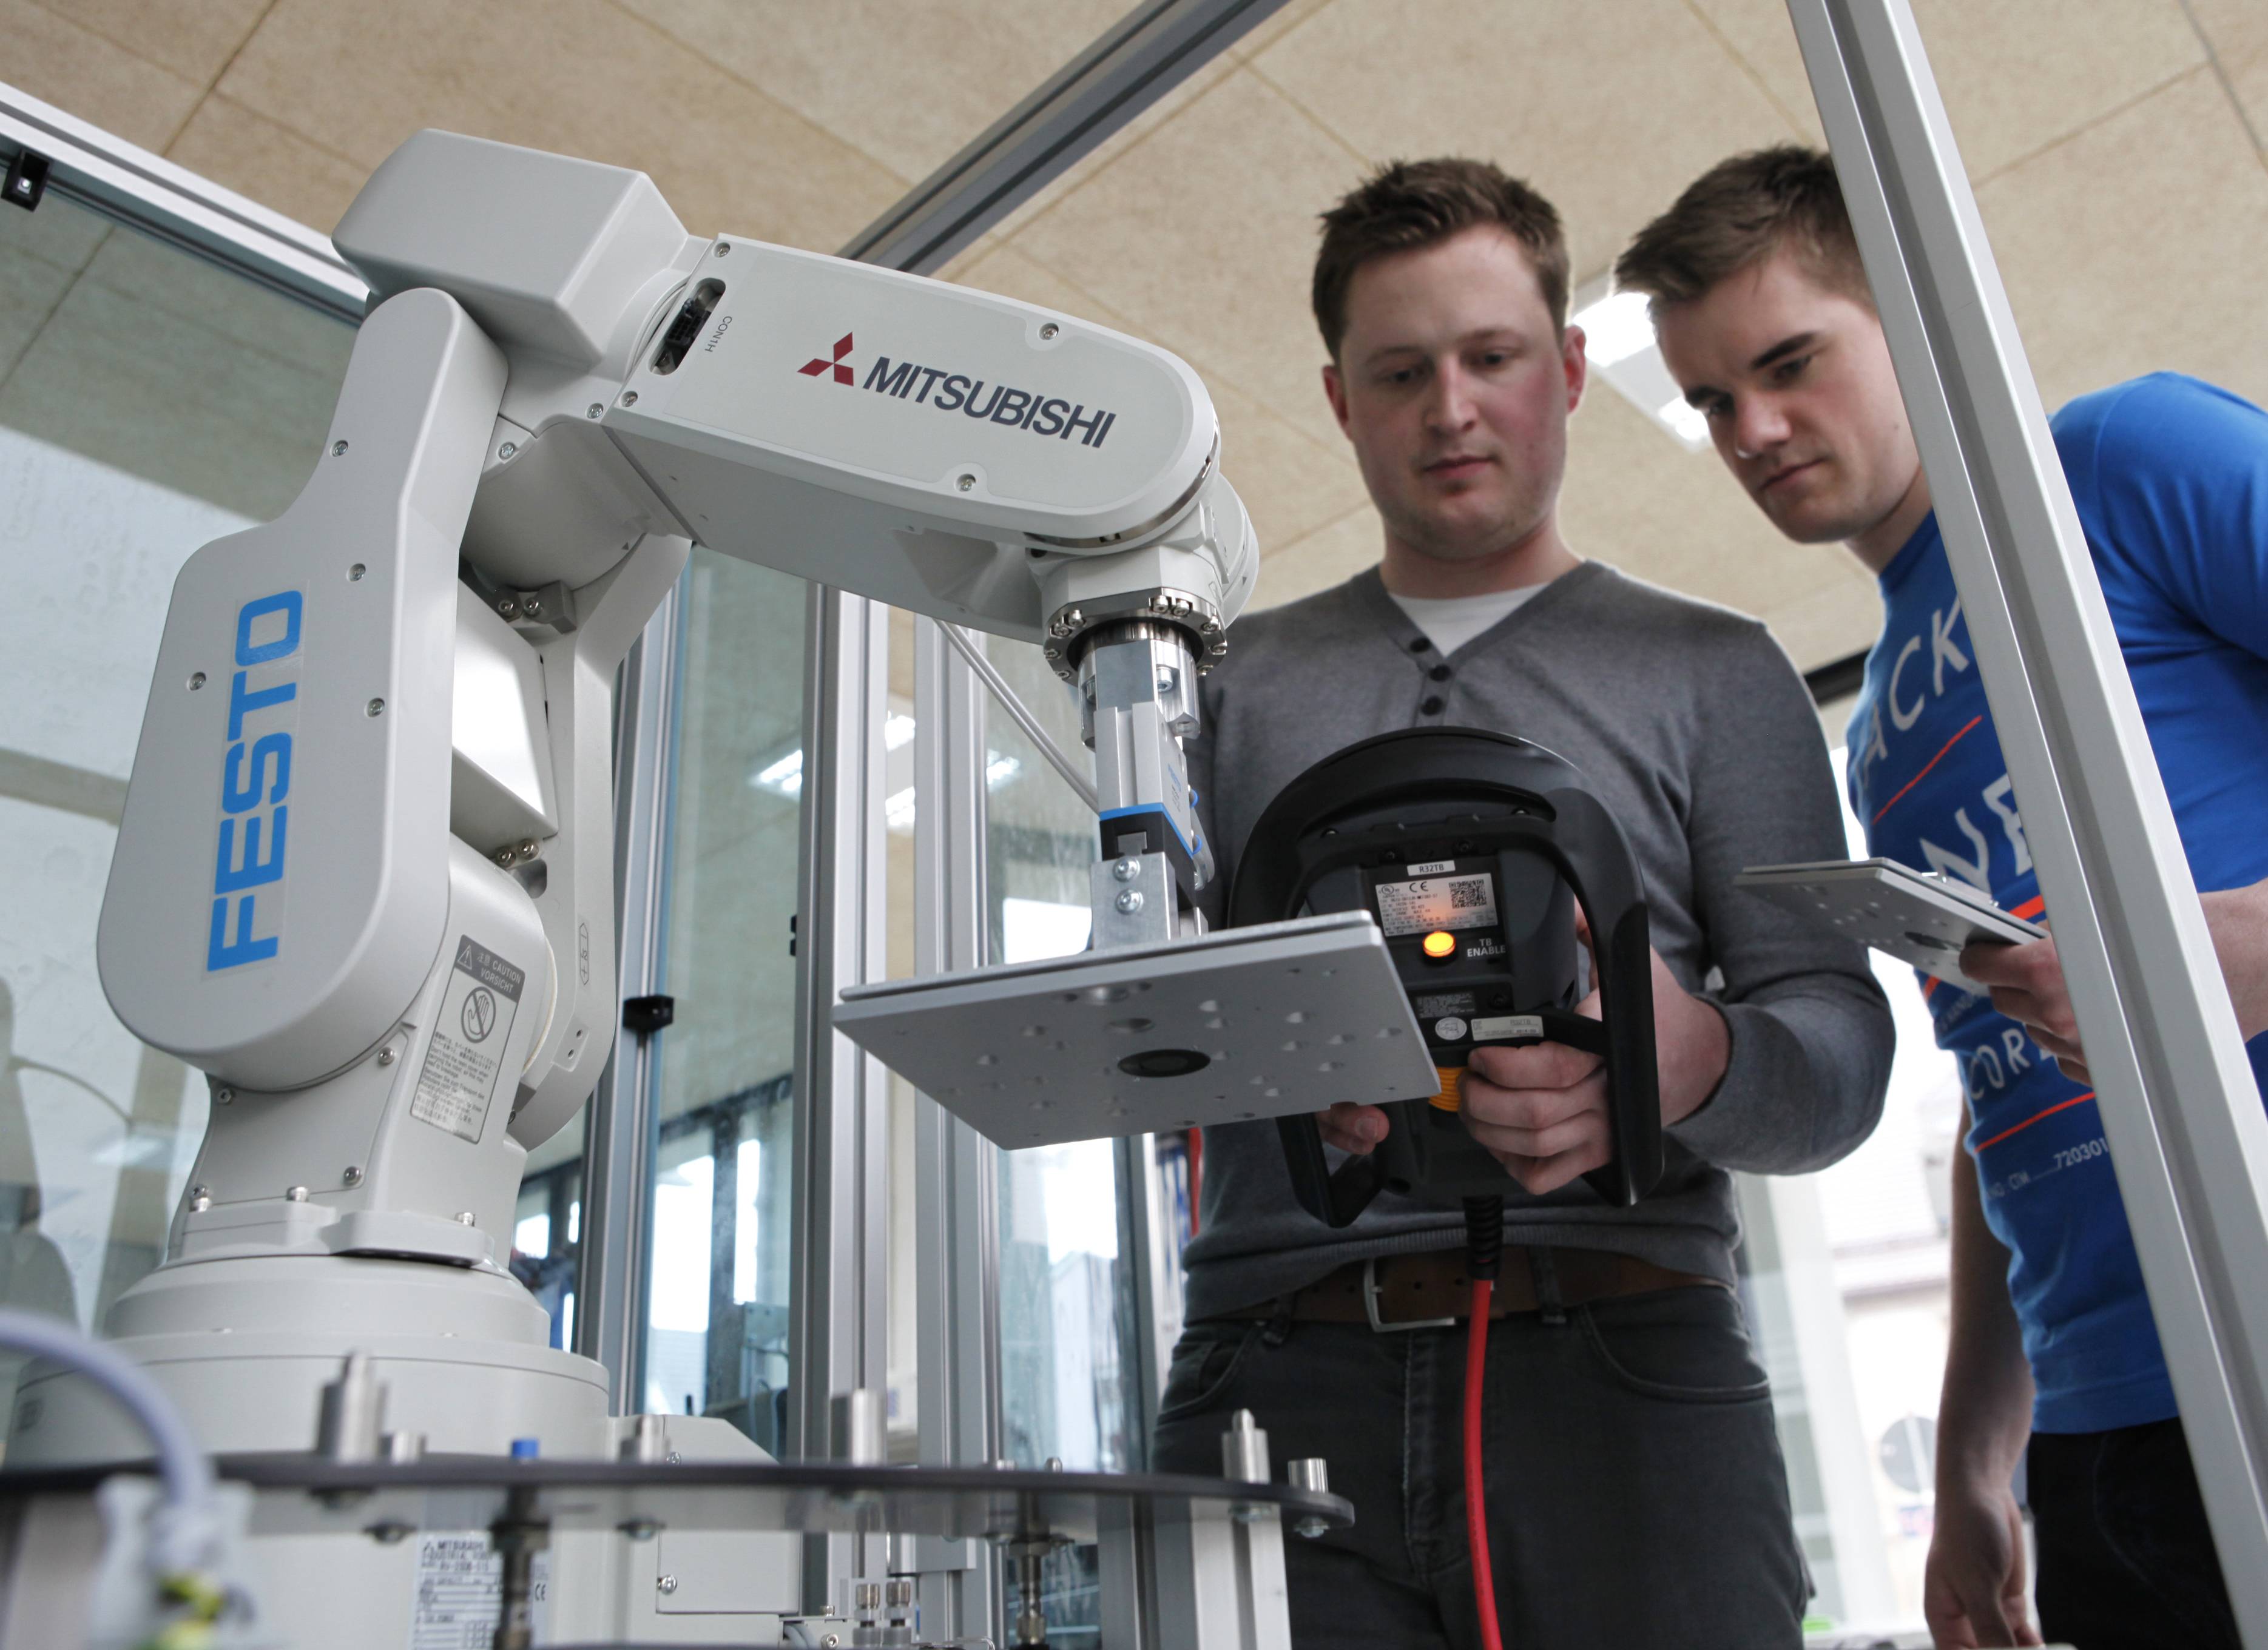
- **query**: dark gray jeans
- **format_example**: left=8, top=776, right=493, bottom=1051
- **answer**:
left=1152, top=1280, right=1807, bottom=1649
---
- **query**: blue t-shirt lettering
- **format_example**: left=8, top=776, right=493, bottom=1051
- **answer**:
left=1845, top=372, right=2268, bottom=1435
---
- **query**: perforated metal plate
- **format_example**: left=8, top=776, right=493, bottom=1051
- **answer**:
left=1736, top=858, right=2045, bottom=995
left=833, top=912, right=1437, bottom=1149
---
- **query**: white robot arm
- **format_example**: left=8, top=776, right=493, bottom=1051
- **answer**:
left=92, top=130, right=1254, bottom=1276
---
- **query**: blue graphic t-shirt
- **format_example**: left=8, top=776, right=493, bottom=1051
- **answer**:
left=1845, top=372, right=2268, bottom=1435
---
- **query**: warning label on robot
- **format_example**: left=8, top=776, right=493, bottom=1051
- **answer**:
left=410, top=1532, right=549, bottom=1648
left=410, top=937, right=525, bottom=1145
left=1375, top=872, right=1498, bottom=937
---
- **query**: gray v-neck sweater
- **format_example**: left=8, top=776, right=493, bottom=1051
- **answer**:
left=1180, top=561, right=1892, bottom=1318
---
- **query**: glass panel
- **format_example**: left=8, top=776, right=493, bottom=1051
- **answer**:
left=971, top=639, right=1119, bottom=1646
left=1735, top=745, right=1961, bottom=1638
left=641, top=546, right=806, bottom=1446
left=0, top=195, right=353, bottom=1416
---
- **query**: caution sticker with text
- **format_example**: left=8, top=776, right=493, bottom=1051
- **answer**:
left=410, top=937, right=525, bottom=1144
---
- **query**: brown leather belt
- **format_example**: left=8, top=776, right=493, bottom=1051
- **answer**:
left=1204, top=1248, right=1724, bottom=1332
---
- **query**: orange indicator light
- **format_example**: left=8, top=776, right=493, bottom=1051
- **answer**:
left=1422, top=930, right=1456, bottom=959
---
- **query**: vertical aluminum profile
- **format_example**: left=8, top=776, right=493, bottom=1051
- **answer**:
left=908, top=617, right=1002, bottom=1638
left=786, top=584, right=893, bottom=1606
left=1115, top=1134, right=1178, bottom=1466
left=575, top=568, right=687, bottom=1407
left=1789, top=0, right=2268, bottom=1628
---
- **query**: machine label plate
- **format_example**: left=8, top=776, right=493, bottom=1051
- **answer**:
left=1375, top=872, right=1497, bottom=937
left=410, top=1532, right=549, bottom=1648
left=1472, top=1014, right=1545, bottom=1042
left=410, top=937, right=525, bottom=1144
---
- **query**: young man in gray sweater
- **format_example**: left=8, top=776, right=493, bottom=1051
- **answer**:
left=1147, top=158, right=1894, bottom=1648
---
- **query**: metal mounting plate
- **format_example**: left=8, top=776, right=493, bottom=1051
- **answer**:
left=1736, top=857, right=2045, bottom=994
left=834, top=912, right=1436, bottom=1149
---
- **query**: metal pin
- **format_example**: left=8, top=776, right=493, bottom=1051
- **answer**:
left=456, top=1211, right=477, bottom=1227
left=285, top=1185, right=309, bottom=1203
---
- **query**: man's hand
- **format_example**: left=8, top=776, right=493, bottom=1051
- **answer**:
left=1923, top=1477, right=2042, bottom=1648
left=1961, top=876, right=2268, bottom=1088
left=1960, top=932, right=2089, bottom=1085
left=1457, top=917, right=1730, bottom=1194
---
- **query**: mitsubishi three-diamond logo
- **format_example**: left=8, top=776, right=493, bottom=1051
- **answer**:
left=799, top=332, right=855, bottom=385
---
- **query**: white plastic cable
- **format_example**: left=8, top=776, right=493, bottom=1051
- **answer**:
left=0, top=1307, right=218, bottom=1572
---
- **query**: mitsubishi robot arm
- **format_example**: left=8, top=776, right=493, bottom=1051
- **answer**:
left=93, top=130, right=1252, bottom=1272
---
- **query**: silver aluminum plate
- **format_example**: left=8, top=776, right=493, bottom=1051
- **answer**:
left=832, top=912, right=1436, bottom=1150
left=1736, top=857, right=2046, bottom=995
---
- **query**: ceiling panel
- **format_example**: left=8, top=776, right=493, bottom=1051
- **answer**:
left=1900, top=0, right=2201, bottom=180
left=2185, top=0, right=2268, bottom=72
left=1685, top=0, right=1829, bottom=143
left=4, top=0, right=200, bottom=153
left=213, top=0, right=908, bottom=247
left=612, top=0, right=1129, bottom=184
left=39, top=0, right=269, bottom=87
left=1977, top=66, right=2268, bottom=411
left=1250, top=0, right=1801, bottom=281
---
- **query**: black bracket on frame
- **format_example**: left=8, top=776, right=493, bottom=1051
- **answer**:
left=4, top=149, right=50, bottom=212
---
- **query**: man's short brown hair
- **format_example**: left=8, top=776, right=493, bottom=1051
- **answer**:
left=1613, top=145, right=1869, bottom=312
left=1312, top=158, right=1570, bottom=359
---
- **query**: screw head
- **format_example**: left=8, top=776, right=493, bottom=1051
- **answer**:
left=348, top=562, right=366, bottom=581
left=1155, top=667, right=1177, bottom=695
left=618, top=1518, right=660, bottom=1541
left=587, top=402, right=604, bottom=419
left=285, top=1185, right=309, bottom=1203
left=1295, top=1516, right=1328, bottom=1540
left=456, top=1211, right=476, bottom=1227
left=331, top=439, right=348, bottom=457
left=956, top=473, right=976, bottom=492
left=516, top=840, right=539, bottom=862
left=522, top=596, right=542, bottom=616
left=366, top=698, right=385, bottom=717
left=1040, top=322, right=1059, bottom=340
left=342, top=1167, right=363, bottom=1188
left=377, top=1046, right=396, bottom=1067
left=498, top=442, right=518, bottom=460
left=621, top=390, right=639, bottom=407
left=499, top=596, right=519, bottom=619
left=189, top=1193, right=212, bottom=1213
left=495, top=847, right=516, bottom=867
left=1115, top=889, right=1143, bottom=914
left=657, top=1574, right=678, bottom=1593
left=1113, top=858, right=1139, bottom=882
left=187, top=671, right=206, bottom=690
left=215, top=1087, right=235, bottom=1104
left=713, top=241, right=731, bottom=258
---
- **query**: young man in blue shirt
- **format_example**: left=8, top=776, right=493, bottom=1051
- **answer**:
left=1618, top=147, right=2268, bottom=1649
